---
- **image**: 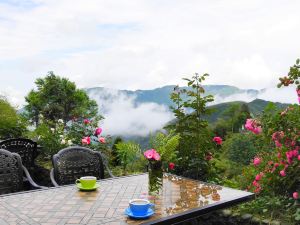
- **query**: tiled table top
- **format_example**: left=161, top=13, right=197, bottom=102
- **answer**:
left=0, top=173, right=254, bottom=225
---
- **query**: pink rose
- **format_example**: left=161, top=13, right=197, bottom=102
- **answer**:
left=293, top=192, right=299, bottom=199
left=253, top=157, right=261, bottom=166
left=83, top=119, right=90, bottom=124
left=153, top=151, right=161, bottom=161
left=99, top=137, right=106, bottom=144
left=169, top=162, right=175, bottom=170
left=144, top=149, right=154, bottom=160
left=255, top=174, right=262, bottom=181
left=275, top=141, right=282, bottom=148
left=252, top=180, right=259, bottom=187
left=144, top=149, right=161, bottom=161
left=95, top=128, right=102, bottom=136
left=254, top=187, right=262, bottom=193
left=279, top=170, right=286, bottom=177
left=213, top=136, right=223, bottom=145
left=277, top=152, right=281, bottom=159
left=82, top=137, right=91, bottom=145
left=253, top=126, right=262, bottom=134
left=245, top=119, right=262, bottom=134
left=292, top=150, right=298, bottom=157
left=298, top=155, right=300, bottom=161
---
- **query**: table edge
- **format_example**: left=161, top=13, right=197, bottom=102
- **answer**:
left=141, top=192, right=255, bottom=225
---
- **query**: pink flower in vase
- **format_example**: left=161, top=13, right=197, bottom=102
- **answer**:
left=144, top=149, right=154, bottom=160
left=153, top=151, right=161, bottom=161
left=144, top=149, right=161, bottom=161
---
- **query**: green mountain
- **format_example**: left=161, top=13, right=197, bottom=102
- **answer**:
left=206, top=99, right=289, bottom=124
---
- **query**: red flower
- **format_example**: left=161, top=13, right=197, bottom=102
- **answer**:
left=254, top=187, right=262, bottom=193
left=83, top=119, right=90, bottom=124
left=95, top=128, right=102, bottom=136
left=169, top=162, right=175, bottom=170
left=252, top=180, right=259, bottom=187
left=205, top=153, right=213, bottom=161
left=82, top=137, right=91, bottom=145
left=213, top=136, right=223, bottom=145
left=255, top=174, right=262, bottom=181
left=253, top=157, right=261, bottom=166
left=99, top=137, right=106, bottom=144
left=279, top=170, right=286, bottom=177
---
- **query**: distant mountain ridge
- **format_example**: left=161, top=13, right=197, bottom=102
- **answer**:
left=86, top=84, right=262, bottom=109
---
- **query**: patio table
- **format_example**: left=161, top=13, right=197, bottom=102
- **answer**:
left=0, top=173, right=254, bottom=225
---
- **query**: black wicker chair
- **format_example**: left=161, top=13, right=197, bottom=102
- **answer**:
left=0, top=149, right=44, bottom=195
left=0, top=138, right=39, bottom=169
left=50, top=146, right=114, bottom=187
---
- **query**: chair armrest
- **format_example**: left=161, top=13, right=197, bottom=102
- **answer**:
left=100, top=152, right=115, bottom=178
left=22, top=166, right=47, bottom=189
left=50, top=168, right=59, bottom=187
left=104, top=164, right=115, bottom=178
left=104, top=162, right=115, bottom=178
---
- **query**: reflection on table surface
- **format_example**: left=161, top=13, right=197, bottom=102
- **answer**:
left=0, top=173, right=253, bottom=225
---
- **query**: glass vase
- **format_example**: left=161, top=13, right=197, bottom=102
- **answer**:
left=148, top=161, right=163, bottom=196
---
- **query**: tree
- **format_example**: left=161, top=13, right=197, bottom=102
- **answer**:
left=167, top=73, right=215, bottom=180
left=0, top=96, right=27, bottom=138
left=221, top=103, right=240, bottom=132
left=219, top=103, right=251, bottom=134
left=24, top=72, right=98, bottom=125
left=111, top=137, right=123, bottom=166
left=115, top=141, right=142, bottom=174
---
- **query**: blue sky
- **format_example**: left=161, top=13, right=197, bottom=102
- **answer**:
left=0, top=0, right=300, bottom=107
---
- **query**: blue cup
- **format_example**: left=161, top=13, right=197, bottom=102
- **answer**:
left=129, top=199, right=155, bottom=216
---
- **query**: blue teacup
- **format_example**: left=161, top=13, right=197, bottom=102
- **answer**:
left=129, top=199, right=155, bottom=216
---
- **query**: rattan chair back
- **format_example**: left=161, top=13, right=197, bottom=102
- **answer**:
left=0, top=138, right=38, bottom=169
left=52, top=146, right=105, bottom=185
left=0, top=149, right=23, bottom=194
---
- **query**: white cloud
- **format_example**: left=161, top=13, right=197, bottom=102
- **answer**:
left=257, top=87, right=298, bottom=104
left=89, top=88, right=174, bottom=137
left=0, top=86, right=25, bottom=108
left=212, top=86, right=298, bottom=105
left=0, top=0, right=300, bottom=107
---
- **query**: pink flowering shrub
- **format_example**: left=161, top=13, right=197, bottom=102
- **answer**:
left=245, top=119, right=262, bottom=134
left=66, top=117, right=110, bottom=155
left=241, top=101, right=300, bottom=200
